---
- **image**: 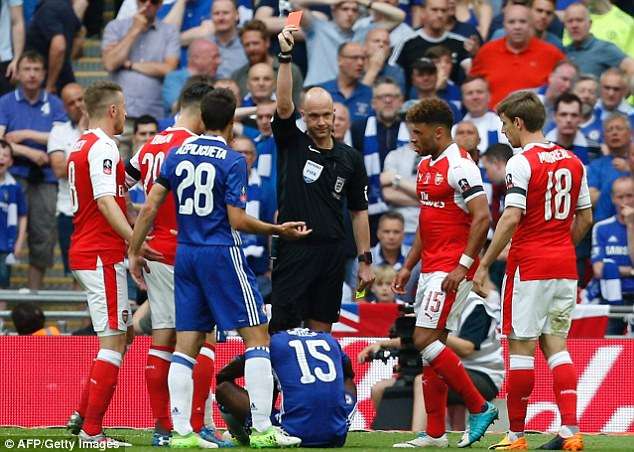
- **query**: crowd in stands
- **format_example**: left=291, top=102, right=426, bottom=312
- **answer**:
left=0, top=0, right=633, bottom=335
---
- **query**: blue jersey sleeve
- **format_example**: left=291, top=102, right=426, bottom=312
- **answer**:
left=156, top=151, right=176, bottom=190
left=225, top=157, right=248, bottom=209
left=591, top=222, right=606, bottom=263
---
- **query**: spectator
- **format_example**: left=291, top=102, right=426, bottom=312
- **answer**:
left=454, top=121, right=481, bottom=158
left=47, top=83, right=87, bottom=282
left=243, top=63, right=276, bottom=107
left=470, top=2, right=565, bottom=108
left=361, top=28, right=406, bottom=91
left=11, top=302, right=59, bottom=335
left=232, top=137, right=276, bottom=295
left=490, top=0, right=563, bottom=50
left=158, top=0, right=212, bottom=66
left=352, top=0, right=409, bottom=47
left=351, top=77, right=407, bottom=237
left=594, top=68, right=634, bottom=126
left=253, top=101, right=278, bottom=182
left=0, top=51, right=66, bottom=290
left=452, top=0, right=493, bottom=40
left=588, top=114, right=632, bottom=222
left=102, top=0, right=180, bottom=120
left=455, top=76, right=508, bottom=154
left=209, top=0, right=247, bottom=78
left=575, top=0, right=634, bottom=56
left=0, top=0, right=25, bottom=95
left=158, top=73, right=215, bottom=131
left=390, top=0, right=472, bottom=91
left=407, top=58, right=462, bottom=121
left=299, top=0, right=362, bottom=87
left=563, top=3, right=634, bottom=79
left=161, top=39, right=219, bottom=114
left=546, top=92, right=600, bottom=165
left=368, top=265, right=398, bottom=303
left=381, top=121, right=419, bottom=246
left=24, top=0, right=83, bottom=94
left=573, top=74, right=603, bottom=143
left=232, top=20, right=303, bottom=108
left=591, top=176, right=634, bottom=335
left=131, top=114, right=159, bottom=153
left=0, top=139, right=27, bottom=288
left=445, top=0, right=482, bottom=42
left=538, top=60, right=579, bottom=127
left=424, top=45, right=462, bottom=114
left=333, top=102, right=352, bottom=146
left=320, top=42, right=372, bottom=123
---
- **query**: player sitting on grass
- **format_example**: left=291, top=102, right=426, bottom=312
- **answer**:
left=216, top=327, right=357, bottom=448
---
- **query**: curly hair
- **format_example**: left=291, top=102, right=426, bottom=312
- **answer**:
left=405, top=98, right=454, bottom=131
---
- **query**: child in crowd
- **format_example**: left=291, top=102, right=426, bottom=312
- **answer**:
left=369, top=265, right=397, bottom=303
left=0, top=140, right=27, bottom=288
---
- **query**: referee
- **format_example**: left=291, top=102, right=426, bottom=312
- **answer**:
left=269, top=25, right=375, bottom=333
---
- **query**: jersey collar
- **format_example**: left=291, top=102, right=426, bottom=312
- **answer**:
left=200, top=134, right=227, bottom=145
left=429, top=142, right=459, bottom=166
left=522, top=141, right=556, bottom=153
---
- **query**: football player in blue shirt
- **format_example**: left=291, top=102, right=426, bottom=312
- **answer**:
left=128, top=88, right=310, bottom=448
left=216, top=328, right=357, bottom=448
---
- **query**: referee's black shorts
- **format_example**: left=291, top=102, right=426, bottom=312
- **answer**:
left=269, top=240, right=346, bottom=332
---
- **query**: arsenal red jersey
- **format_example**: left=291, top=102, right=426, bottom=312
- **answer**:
left=416, top=144, right=486, bottom=277
left=67, top=128, right=127, bottom=270
left=504, top=142, right=592, bottom=280
left=126, top=127, right=196, bottom=265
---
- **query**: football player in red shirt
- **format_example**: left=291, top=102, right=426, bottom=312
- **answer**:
left=474, top=91, right=593, bottom=451
left=64, top=81, right=161, bottom=446
left=392, top=98, right=498, bottom=448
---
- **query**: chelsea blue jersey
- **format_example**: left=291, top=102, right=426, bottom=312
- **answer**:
left=270, top=329, right=351, bottom=446
left=592, top=216, right=634, bottom=293
left=157, top=135, right=247, bottom=247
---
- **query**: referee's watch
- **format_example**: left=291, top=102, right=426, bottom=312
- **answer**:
left=357, top=252, right=373, bottom=264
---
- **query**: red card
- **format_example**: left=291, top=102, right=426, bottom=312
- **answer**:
left=286, top=10, right=303, bottom=27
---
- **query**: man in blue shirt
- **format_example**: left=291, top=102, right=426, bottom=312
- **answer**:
left=216, top=328, right=357, bottom=448
left=128, top=88, right=308, bottom=448
left=588, top=114, right=632, bottom=222
left=0, top=50, right=66, bottom=290
left=320, top=43, right=373, bottom=123
left=592, top=176, right=634, bottom=336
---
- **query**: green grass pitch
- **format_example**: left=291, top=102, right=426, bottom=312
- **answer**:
left=1, top=428, right=633, bottom=451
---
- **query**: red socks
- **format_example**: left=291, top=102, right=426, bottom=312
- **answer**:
left=549, top=352, right=578, bottom=427
left=191, top=343, right=215, bottom=432
left=78, top=359, right=96, bottom=418
left=422, top=366, right=448, bottom=437
left=146, top=345, right=174, bottom=433
left=82, top=350, right=122, bottom=436
left=507, top=355, right=535, bottom=433
left=423, top=342, right=486, bottom=414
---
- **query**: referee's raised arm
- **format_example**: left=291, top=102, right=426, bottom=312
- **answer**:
left=276, top=26, right=298, bottom=120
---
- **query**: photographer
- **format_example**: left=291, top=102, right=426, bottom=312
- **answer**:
left=358, top=286, right=503, bottom=436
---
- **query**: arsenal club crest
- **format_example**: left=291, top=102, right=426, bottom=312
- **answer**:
left=434, top=173, right=444, bottom=185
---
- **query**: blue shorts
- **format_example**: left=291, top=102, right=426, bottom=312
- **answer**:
left=174, top=244, right=267, bottom=332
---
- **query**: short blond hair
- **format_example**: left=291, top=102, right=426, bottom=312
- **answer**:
left=373, top=265, right=397, bottom=285
left=84, top=81, right=123, bottom=118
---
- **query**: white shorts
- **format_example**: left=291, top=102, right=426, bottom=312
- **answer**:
left=144, top=260, right=175, bottom=329
left=73, top=261, right=130, bottom=337
left=502, top=267, right=577, bottom=339
left=413, top=272, right=472, bottom=331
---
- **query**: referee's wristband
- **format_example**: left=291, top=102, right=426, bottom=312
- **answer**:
left=278, top=52, right=292, bottom=64
left=459, top=253, right=474, bottom=269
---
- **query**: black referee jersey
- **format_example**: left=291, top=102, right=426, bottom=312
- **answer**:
left=272, top=111, right=369, bottom=242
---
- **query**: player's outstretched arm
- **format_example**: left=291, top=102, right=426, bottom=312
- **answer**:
left=473, top=206, right=522, bottom=294
left=227, top=205, right=311, bottom=240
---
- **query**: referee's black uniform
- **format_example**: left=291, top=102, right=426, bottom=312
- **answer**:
left=270, top=110, right=369, bottom=331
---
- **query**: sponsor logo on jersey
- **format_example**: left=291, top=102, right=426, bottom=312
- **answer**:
left=103, top=159, right=112, bottom=175
left=420, top=191, right=445, bottom=208
left=302, top=160, right=324, bottom=183
left=334, top=176, right=346, bottom=193
left=434, top=173, right=444, bottom=185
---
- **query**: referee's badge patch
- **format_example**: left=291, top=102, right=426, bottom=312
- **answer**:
left=334, top=176, right=346, bottom=193
left=302, top=160, right=323, bottom=183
